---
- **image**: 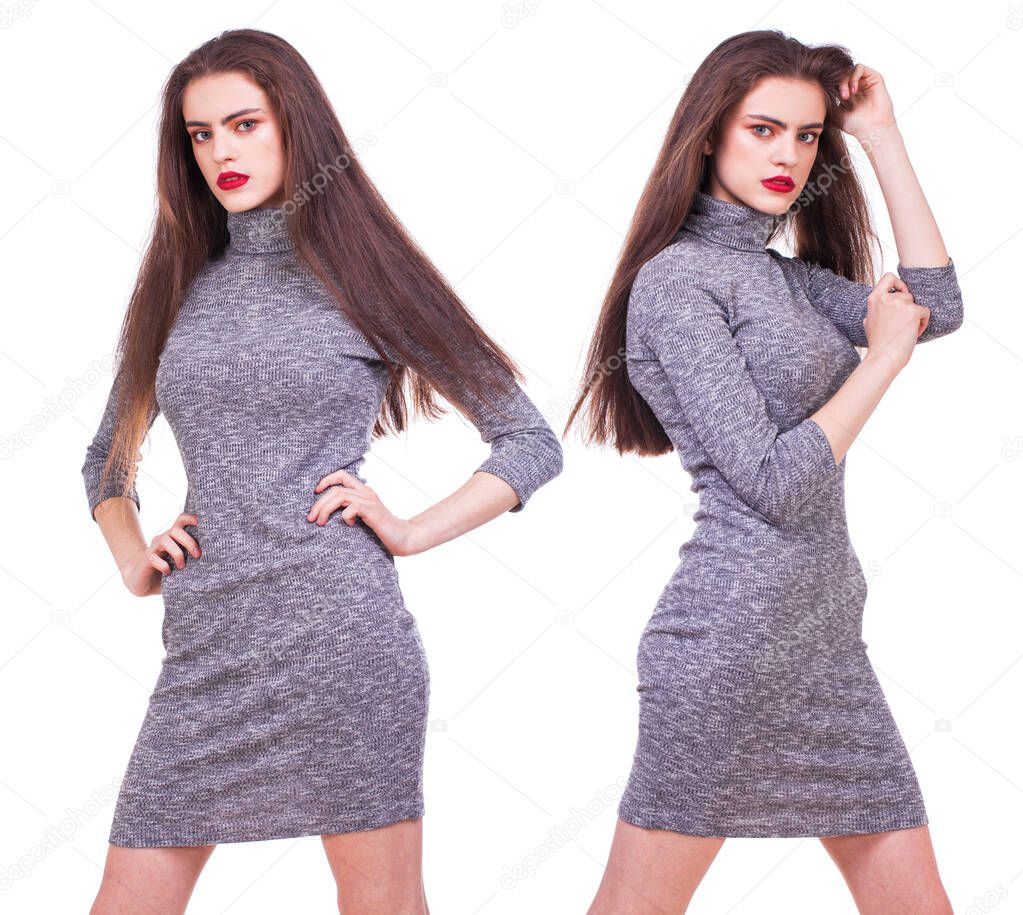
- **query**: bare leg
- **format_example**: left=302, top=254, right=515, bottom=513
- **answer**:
left=586, top=818, right=725, bottom=914
left=89, top=843, right=216, bottom=915
left=321, top=817, right=428, bottom=914
left=820, top=825, right=952, bottom=914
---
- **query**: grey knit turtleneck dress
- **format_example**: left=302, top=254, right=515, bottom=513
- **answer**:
left=81, top=205, right=563, bottom=848
left=618, top=190, right=963, bottom=837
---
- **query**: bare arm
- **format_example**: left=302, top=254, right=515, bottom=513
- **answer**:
left=864, top=123, right=948, bottom=268
left=794, top=66, right=963, bottom=348
left=400, top=370, right=564, bottom=553
left=311, top=365, right=564, bottom=556
left=805, top=64, right=963, bottom=463
left=403, top=469, right=523, bottom=552
left=93, top=496, right=150, bottom=583
left=809, top=345, right=904, bottom=466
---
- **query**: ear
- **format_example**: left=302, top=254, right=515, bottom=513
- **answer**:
left=703, top=137, right=713, bottom=155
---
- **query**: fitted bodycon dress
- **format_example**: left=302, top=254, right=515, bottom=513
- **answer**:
left=81, top=205, right=563, bottom=847
left=617, top=190, right=963, bottom=837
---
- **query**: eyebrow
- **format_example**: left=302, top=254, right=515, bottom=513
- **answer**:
left=184, top=107, right=263, bottom=128
left=743, top=113, right=824, bottom=130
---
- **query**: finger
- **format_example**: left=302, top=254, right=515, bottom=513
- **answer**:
left=340, top=504, right=361, bottom=527
left=315, top=469, right=363, bottom=493
left=873, top=272, right=896, bottom=293
left=307, top=489, right=337, bottom=522
left=170, top=527, right=202, bottom=558
left=157, top=534, right=187, bottom=570
left=308, top=491, right=355, bottom=525
left=178, top=513, right=199, bottom=525
left=149, top=550, right=172, bottom=575
left=875, top=272, right=907, bottom=294
left=314, top=471, right=347, bottom=493
left=315, top=468, right=364, bottom=494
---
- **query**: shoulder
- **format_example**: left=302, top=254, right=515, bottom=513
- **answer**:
left=629, top=238, right=729, bottom=324
left=766, top=246, right=815, bottom=288
left=766, top=246, right=807, bottom=275
left=630, top=238, right=720, bottom=298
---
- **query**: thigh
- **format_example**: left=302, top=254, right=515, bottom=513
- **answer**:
left=587, top=818, right=725, bottom=915
left=90, top=843, right=216, bottom=915
left=819, top=825, right=952, bottom=915
left=321, top=817, right=428, bottom=915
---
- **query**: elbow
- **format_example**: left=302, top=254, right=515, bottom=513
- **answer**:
left=740, top=486, right=792, bottom=527
left=935, top=294, right=964, bottom=335
left=82, top=452, right=136, bottom=522
left=919, top=295, right=964, bottom=343
left=514, top=432, right=564, bottom=512
left=741, top=483, right=815, bottom=528
left=479, top=428, right=564, bottom=514
left=539, top=430, right=564, bottom=485
left=516, top=425, right=565, bottom=490
left=737, top=443, right=833, bottom=527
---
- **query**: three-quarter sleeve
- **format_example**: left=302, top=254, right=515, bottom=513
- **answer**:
left=792, top=255, right=964, bottom=347
left=81, top=367, right=159, bottom=522
left=449, top=365, right=563, bottom=513
left=630, top=269, right=841, bottom=526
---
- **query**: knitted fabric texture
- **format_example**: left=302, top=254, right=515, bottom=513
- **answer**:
left=81, top=205, right=563, bottom=846
left=617, top=189, right=962, bottom=836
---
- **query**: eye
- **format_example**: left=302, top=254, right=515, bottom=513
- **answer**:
left=191, top=129, right=210, bottom=143
left=751, top=124, right=771, bottom=137
left=237, top=119, right=257, bottom=131
left=799, top=131, right=819, bottom=144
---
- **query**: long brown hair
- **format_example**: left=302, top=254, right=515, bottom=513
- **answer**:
left=95, top=28, right=526, bottom=506
left=564, top=29, right=877, bottom=456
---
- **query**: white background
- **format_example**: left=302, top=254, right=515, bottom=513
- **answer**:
left=1, top=1, right=1018, bottom=912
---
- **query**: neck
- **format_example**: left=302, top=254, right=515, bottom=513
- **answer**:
left=681, top=189, right=781, bottom=252
left=226, top=205, right=294, bottom=254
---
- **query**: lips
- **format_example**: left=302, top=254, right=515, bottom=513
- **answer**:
left=217, top=171, right=249, bottom=190
left=761, top=176, right=794, bottom=192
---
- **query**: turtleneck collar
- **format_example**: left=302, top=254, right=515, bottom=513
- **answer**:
left=680, top=189, right=782, bottom=252
left=226, top=205, right=294, bottom=254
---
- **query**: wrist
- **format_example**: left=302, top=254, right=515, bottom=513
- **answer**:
left=863, top=346, right=905, bottom=375
left=394, top=515, right=426, bottom=557
left=859, top=120, right=902, bottom=157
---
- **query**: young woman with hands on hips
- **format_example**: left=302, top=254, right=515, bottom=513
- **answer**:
left=82, top=28, right=562, bottom=915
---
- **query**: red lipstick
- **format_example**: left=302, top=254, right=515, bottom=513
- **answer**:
left=761, top=175, right=794, bottom=193
left=217, top=171, right=249, bottom=190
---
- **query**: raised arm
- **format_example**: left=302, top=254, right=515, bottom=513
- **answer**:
left=630, top=267, right=841, bottom=527
left=799, top=73, right=965, bottom=349
left=787, top=254, right=963, bottom=348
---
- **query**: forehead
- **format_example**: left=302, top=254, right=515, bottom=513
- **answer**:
left=735, top=76, right=826, bottom=124
left=181, top=71, right=269, bottom=120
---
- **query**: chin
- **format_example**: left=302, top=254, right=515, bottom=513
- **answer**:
left=750, top=188, right=794, bottom=216
left=215, top=191, right=259, bottom=213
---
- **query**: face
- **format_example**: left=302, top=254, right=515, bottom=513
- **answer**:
left=182, top=71, right=287, bottom=212
left=703, top=76, right=826, bottom=215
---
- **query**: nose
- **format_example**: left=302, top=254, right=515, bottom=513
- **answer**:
left=769, top=132, right=800, bottom=169
left=211, top=130, right=238, bottom=167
